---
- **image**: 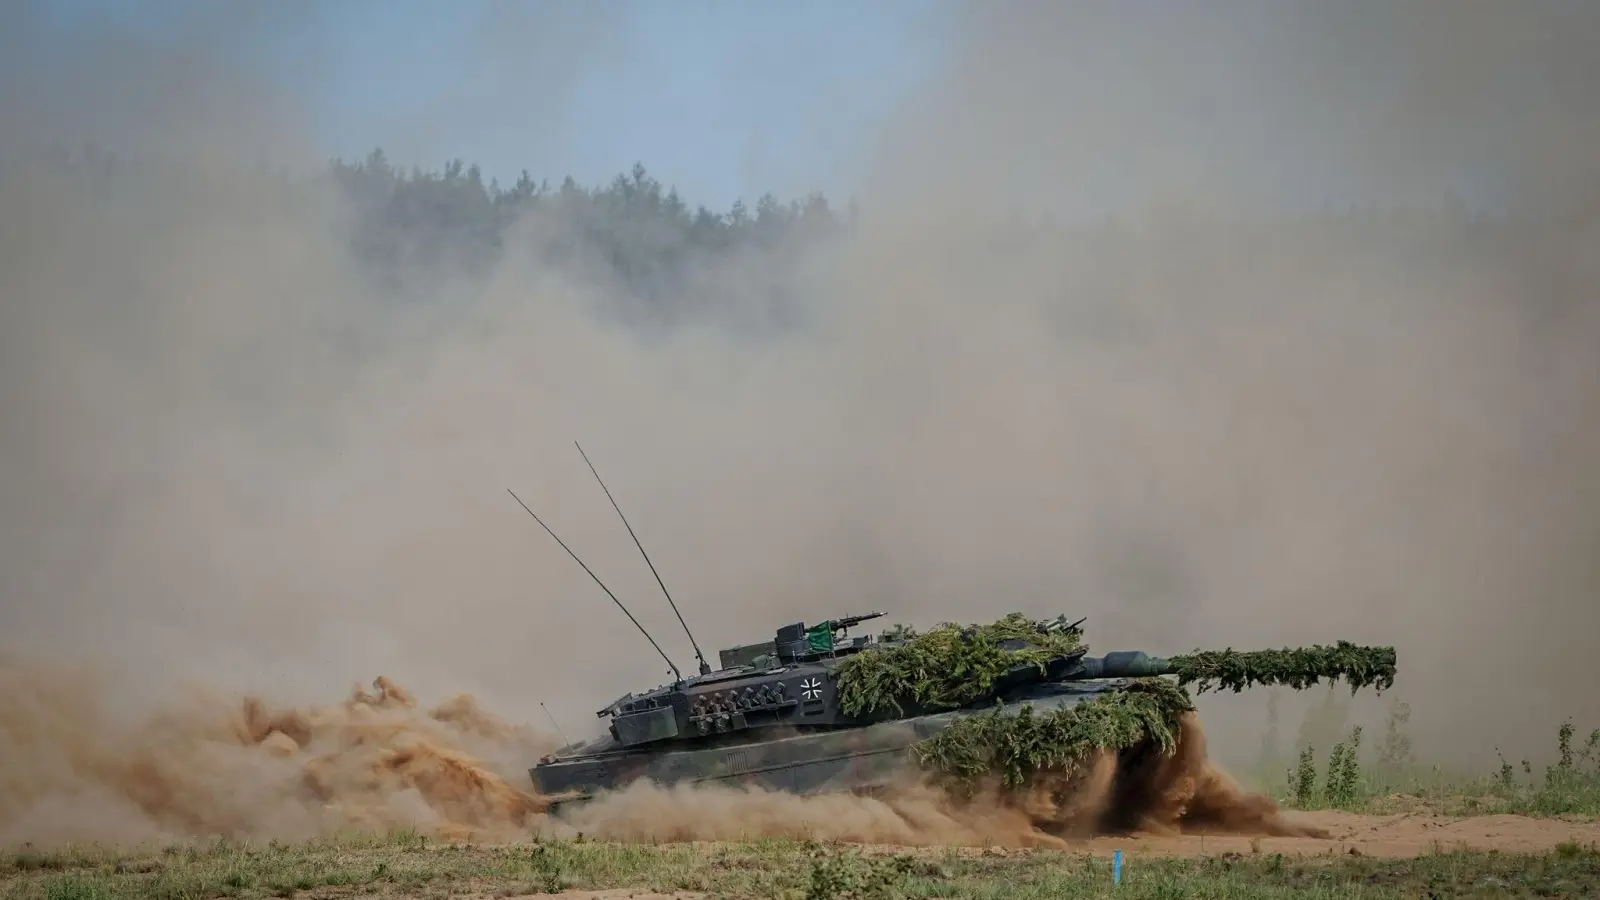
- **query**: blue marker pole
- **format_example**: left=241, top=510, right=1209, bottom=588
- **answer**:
left=1113, top=850, right=1123, bottom=886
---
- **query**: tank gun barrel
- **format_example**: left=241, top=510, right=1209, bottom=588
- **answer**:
left=1071, top=651, right=1176, bottom=679
left=1053, top=642, right=1398, bottom=694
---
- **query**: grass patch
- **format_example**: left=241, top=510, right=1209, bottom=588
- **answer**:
left=4, top=835, right=1599, bottom=900
left=1253, top=693, right=1600, bottom=818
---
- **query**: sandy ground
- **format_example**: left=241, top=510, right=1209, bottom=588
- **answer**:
left=1016, top=810, right=1600, bottom=860
left=658, top=809, right=1599, bottom=863
left=504, top=894, right=705, bottom=900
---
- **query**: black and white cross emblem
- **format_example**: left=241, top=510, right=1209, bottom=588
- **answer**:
left=800, top=677, right=823, bottom=701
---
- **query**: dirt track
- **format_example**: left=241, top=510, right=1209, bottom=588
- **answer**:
left=554, top=810, right=1599, bottom=862
left=1017, top=810, right=1600, bottom=860
left=484, top=813, right=1600, bottom=900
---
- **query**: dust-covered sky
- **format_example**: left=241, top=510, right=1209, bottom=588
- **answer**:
left=3, top=0, right=1599, bottom=800
left=10, top=0, right=950, bottom=210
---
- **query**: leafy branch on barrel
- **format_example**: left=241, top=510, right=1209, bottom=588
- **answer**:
left=1168, top=643, right=1398, bottom=695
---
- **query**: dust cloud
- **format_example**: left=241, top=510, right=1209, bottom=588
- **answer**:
left=3, top=0, right=1600, bottom=849
left=0, top=655, right=1305, bottom=849
left=553, top=714, right=1319, bottom=847
left=0, top=660, right=556, bottom=847
left=842, top=0, right=1600, bottom=764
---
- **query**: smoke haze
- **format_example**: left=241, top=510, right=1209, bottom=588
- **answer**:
left=3, top=0, right=1599, bottom=846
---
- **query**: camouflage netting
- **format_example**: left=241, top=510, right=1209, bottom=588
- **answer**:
left=836, top=613, right=1399, bottom=791
left=1168, top=642, right=1398, bottom=694
left=835, top=613, right=1084, bottom=716
left=836, top=613, right=1398, bottom=717
left=912, top=679, right=1195, bottom=790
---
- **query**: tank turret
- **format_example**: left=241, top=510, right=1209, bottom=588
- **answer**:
left=588, top=612, right=891, bottom=750
left=714, top=611, right=886, bottom=671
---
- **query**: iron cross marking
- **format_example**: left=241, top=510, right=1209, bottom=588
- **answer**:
left=800, top=676, right=824, bottom=702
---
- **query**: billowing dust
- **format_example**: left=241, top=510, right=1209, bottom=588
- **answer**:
left=0, top=654, right=556, bottom=847
left=558, top=712, right=1322, bottom=849
left=0, top=655, right=1317, bottom=850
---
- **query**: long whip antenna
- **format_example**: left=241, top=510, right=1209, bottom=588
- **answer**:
left=540, top=702, right=570, bottom=746
left=575, top=441, right=711, bottom=676
left=507, top=488, right=683, bottom=683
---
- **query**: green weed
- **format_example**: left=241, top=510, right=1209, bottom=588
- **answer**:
left=1266, top=695, right=1600, bottom=817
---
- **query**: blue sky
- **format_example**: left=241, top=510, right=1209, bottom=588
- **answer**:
left=308, top=0, right=952, bottom=209
left=20, top=0, right=951, bottom=211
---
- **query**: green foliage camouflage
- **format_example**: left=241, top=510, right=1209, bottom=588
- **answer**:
left=835, top=613, right=1084, bottom=716
left=1168, top=642, right=1398, bottom=694
left=836, top=613, right=1397, bottom=717
left=834, top=613, right=1398, bottom=789
left=912, top=679, right=1195, bottom=790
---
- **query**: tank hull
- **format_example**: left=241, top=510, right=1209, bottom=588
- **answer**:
left=532, top=680, right=1130, bottom=811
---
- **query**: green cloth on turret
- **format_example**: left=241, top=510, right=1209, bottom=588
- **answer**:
left=807, top=621, right=835, bottom=653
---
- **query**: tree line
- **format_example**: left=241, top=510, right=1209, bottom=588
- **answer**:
left=329, top=149, right=850, bottom=322
left=12, top=142, right=1593, bottom=334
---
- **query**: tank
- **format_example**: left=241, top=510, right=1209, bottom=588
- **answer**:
left=529, top=612, right=1397, bottom=810
left=509, top=449, right=1397, bottom=813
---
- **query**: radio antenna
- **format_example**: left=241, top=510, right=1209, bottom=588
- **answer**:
left=540, top=702, right=570, bottom=747
left=575, top=441, right=711, bottom=676
left=507, top=488, right=683, bottom=683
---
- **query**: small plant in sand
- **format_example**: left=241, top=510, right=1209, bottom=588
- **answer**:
left=1519, top=720, right=1600, bottom=816
left=1496, top=751, right=1519, bottom=795
left=1325, top=726, right=1364, bottom=808
left=1283, top=726, right=1365, bottom=810
left=1290, top=746, right=1317, bottom=808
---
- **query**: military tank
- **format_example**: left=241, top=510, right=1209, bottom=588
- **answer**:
left=527, top=611, right=1396, bottom=810
left=511, top=446, right=1398, bottom=812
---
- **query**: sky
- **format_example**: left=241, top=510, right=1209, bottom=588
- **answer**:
left=17, top=0, right=951, bottom=211
left=9, top=1, right=1594, bottom=218
left=310, top=0, right=952, bottom=208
